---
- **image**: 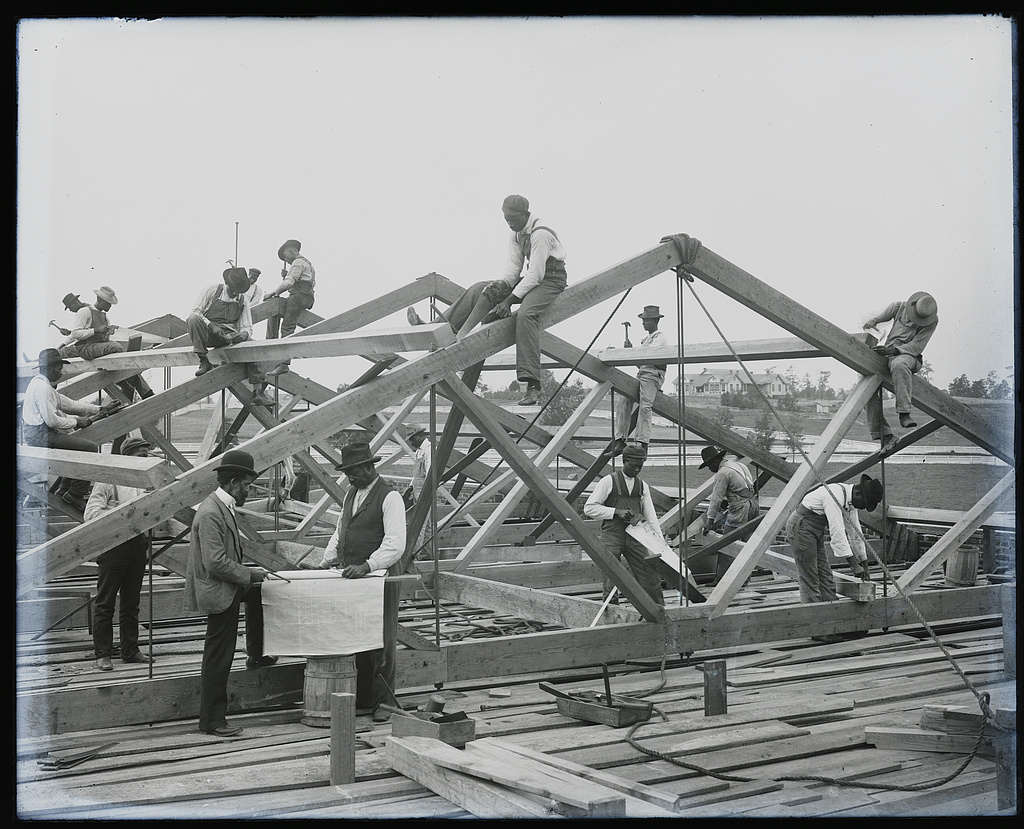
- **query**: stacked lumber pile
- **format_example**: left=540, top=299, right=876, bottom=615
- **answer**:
left=384, top=735, right=681, bottom=817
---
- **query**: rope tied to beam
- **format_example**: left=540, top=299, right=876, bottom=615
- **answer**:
left=659, top=233, right=702, bottom=282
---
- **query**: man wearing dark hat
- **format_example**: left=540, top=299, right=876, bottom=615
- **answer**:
left=84, top=436, right=159, bottom=671
left=186, top=267, right=274, bottom=407
left=583, top=444, right=666, bottom=608
left=61, top=285, right=155, bottom=402
left=265, top=239, right=316, bottom=377
left=785, top=475, right=882, bottom=636
left=319, top=442, right=407, bottom=722
left=862, top=291, right=939, bottom=449
left=184, top=449, right=274, bottom=737
left=21, top=348, right=118, bottom=510
left=51, top=292, right=87, bottom=341
left=699, top=446, right=759, bottom=540
left=486, top=195, right=568, bottom=406
left=611, top=305, right=668, bottom=455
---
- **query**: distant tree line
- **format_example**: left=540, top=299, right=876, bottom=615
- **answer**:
left=947, top=371, right=1012, bottom=400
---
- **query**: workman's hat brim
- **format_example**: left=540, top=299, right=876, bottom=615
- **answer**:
left=906, top=291, right=938, bottom=326
left=213, top=449, right=264, bottom=477
left=278, top=239, right=302, bottom=260
left=335, top=442, right=382, bottom=471
left=699, top=445, right=728, bottom=469
left=94, top=286, right=118, bottom=305
left=854, top=474, right=884, bottom=512
left=639, top=305, right=664, bottom=319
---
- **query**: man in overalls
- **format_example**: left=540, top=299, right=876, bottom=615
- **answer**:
left=584, top=444, right=665, bottom=608
left=186, top=267, right=273, bottom=407
left=700, top=446, right=760, bottom=540
left=265, top=239, right=316, bottom=377
left=60, top=285, right=155, bottom=403
left=611, top=304, right=668, bottom=456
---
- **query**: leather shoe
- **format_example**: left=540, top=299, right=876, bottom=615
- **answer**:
left=879, top=435, right=898, bottom=456
left=246, top=655, right=279, bottom=669
left=407, top=307, right=424, bottom=326
left=267, top=362, right=290, bottom=377
left=122, top=652, right=154, bottom=664
left=96, top=656, right=113, bottom=671
left=372, top=708, right=392, bottom=723
left=249, top=391, right=274, bottom=408
left=606, top=437, right=627, bottom=457
left=194, top=356, right=214, bottom=376
left=517, top=386, right=541, bottom=406
left=202, top=724, right=243, bottom=737
left=899, top=412, right=917, bottom=428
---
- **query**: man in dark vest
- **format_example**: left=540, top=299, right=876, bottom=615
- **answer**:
left=60, top=285, right=155, bottom=403
left=265, top=238, right=315, bottom=377
left=318, top=442, right=407, bottom=722
left=583, top=444, right=665, bottom=608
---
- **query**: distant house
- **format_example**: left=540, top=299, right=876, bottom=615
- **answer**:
left=676, top=370, right=791, bottom=399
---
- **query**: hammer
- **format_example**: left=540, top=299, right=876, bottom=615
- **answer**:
left=622, top=321, right=633, bottom=348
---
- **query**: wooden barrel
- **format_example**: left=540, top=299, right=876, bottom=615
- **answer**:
left=301, top=655, right=357, bottom=728
left=945, top=545, right=980, bottom=587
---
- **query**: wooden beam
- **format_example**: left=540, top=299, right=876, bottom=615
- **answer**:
left=451, top=382, right=612, bottom=571
left=434, top=571, right=640, bottom=628
left=764, top=546, right=876, bottom=602
left=16, top=447, right=176, bottom=489
left=595, top=334, right=855, bottom=367
left=704, top=375, right=882, bottom=618
left=442, top=376, right=665, bottom=622
left=896, top=469, right=1015, bottom=594
left=686, top=243, right=1013, bottom=464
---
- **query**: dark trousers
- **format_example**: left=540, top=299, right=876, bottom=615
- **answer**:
left=786, top=508, right=837, bottom=604
left=516, top=270, right=567, bottom=386
left=185, top=314, right=266, bottom=386
left=267, top=292, right=315, bottom=339
left=355, top=582, right=399, bottom=712
left=76, top=341, right=153, bottom=400
left=23, top=424, right=98, bottom=498
left=93, top=534, right=149, bottom=659
left=198, top=584, right=265, bottom=732
left=600, top=528, right=665, bottom=608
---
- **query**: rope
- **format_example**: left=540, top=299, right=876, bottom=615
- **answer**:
left=408, top=286, right=635, bottom=559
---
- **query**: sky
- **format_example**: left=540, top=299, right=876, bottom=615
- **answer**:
left=16, top=15, right=1018, bottom=400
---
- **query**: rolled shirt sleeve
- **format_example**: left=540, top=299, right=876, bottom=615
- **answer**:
left=583, top=474, right=616, bottom=521
left=365, top=490, right=407, bottom=572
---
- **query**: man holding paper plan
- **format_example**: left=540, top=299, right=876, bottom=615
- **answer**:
left=319, top=442, right=407, bottom=722
left=584, top=444, right=665, bottom=608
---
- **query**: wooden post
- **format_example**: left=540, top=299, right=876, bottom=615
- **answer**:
left=1003, top=583, right=1015, bottom=679
left=703, top=659, right=727, bottom=715
left=992, top=704, right=1016, bottom=812
left=329, top=691, right=356, bottom=786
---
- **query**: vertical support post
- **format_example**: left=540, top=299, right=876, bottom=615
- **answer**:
left=982, top=527, right=996, bottom=574
left=703, top=659, right=727, bottom=716
left=1003, top=582, right=1015, bottom=679
left=329, top=691, right=356, bottom=786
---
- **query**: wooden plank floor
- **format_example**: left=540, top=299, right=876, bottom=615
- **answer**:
left=17, top=568, right=1013, bottom=818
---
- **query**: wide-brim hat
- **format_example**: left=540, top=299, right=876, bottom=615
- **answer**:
left=94, top=286, right=118, bottom=305
left=278, top=239, right=302, bottom=260
left=213, top=449, right=261, bottom=476
left=639, top=305, right=664, bottom=320
left=61, top=292, right=81, bottom=310
left=38, top=347, right=70, bottom=367
left=853, top=474, right=884, bottom=512
left=906, top=291, right=938, bottom=326
left=222, top=267, right=250, bottom=294
left=407, top=424, right=427, bottom=439
left=118, top=436, right=152, bottom=456
left=335, top=442, right=382, bottom=471
left=699, top=445, right=728, bottom=469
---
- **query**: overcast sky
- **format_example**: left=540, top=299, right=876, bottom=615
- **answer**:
left=16, top=15, right=1017, bottom=398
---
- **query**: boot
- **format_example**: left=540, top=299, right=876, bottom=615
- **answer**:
left=195, top=355, right=214, bottom=376
left=899, top=412, right=916, bottom=428
left=250, top=388, right=274, bottom=408
left=517, top=383, right=541, bottom=406
left=268, top=362, right=290, bottom=377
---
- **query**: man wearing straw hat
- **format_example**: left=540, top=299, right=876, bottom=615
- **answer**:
left=611, top=305, right=667, bottom=456
left=698, top=445, right=759, bottom=541
left=84, top=436, right=159, bottom=672
left=61, top=285, right=155, bottom=402
left=184, top=449, right=274, bottom=737
left=862, top=291, right=939, bottom=450
left=402, top=424, right=431, bottom=506
left=785, top=474, right=883, bottom=637
left=265, top=239, right=316, bottom=377
left=319, top=442, right=407, bottom=722
left=186, top=267, right=274, bottom=408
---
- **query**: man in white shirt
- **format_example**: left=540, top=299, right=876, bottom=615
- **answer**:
left=402, top=425, right=431, bottom=505
left=584, top=444, right=665, bottom=608
left=612, top=305, right=668, bottom=455
left=21, top=348, right=119, bottom=510
left=319, top=442, right=407, bottom=722
left=265, top=239, right=316, bottom=377
left=785, top=475, right=882, bottom=638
